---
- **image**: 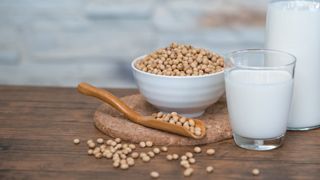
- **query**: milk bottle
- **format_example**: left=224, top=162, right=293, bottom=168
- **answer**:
left=266, top=0, right=320, bottom=130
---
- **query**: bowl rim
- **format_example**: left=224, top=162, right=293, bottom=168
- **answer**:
left=131, top=55, right=224, bottom=79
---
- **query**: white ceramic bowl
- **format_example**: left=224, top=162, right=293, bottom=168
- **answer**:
left=131, top=55, right=225, bottom=117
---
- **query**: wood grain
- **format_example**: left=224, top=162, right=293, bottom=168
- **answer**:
left=0, top=85, right=319, bottom=180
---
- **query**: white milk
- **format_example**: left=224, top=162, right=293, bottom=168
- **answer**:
left=225, top=70, right=293, bottom=139
left=266, top=0, right=320, bottom=129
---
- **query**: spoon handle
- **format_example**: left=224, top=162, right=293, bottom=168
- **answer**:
left=77, top=82, right=143, bottom=124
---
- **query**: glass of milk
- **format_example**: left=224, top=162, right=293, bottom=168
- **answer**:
left=266, top=0, right=320, bottom=130
left=225, top=49, right=296, bottom=151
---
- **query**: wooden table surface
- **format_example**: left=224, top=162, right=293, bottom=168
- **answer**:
left=0, top=85, right=319, bottom=180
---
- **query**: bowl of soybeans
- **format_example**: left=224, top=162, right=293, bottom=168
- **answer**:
left=131, top=43, right=225, bottom=117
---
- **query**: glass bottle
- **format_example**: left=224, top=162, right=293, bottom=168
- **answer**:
left=265, top=0, right=320, bottom=130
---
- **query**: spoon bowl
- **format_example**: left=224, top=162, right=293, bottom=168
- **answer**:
left=142, top=116, right=206, bottom=139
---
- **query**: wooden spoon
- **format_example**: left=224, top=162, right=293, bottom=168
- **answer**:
left=77, top=82, right=206, bottom=139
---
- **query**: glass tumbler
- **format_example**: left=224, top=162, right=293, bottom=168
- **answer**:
left=224, top=49, right=296, bottom=151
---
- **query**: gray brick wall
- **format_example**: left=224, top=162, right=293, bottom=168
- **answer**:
left=0, top=0, right=268, bottom=88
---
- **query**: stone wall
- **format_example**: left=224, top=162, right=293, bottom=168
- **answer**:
left=0, top=0, right=268, bottom=88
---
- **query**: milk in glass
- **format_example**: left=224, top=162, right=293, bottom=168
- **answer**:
left=226, top=70, right=293, bottom=139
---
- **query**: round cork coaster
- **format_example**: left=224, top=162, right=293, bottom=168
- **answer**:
left=94, top=94, right=232, bottom=146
